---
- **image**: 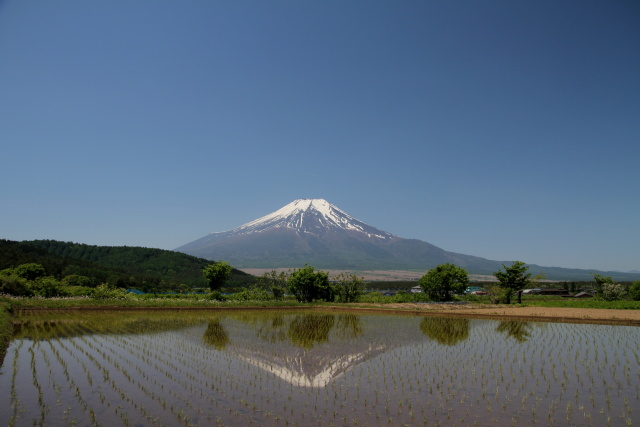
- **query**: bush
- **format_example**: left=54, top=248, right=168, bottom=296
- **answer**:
left=628, top=281, right=640, bottom=301
left=91, top=284, right=130, bottom=299
left=227, top=286, right=272, bottom=301
left=0, top=274, right=32, bottom=297
left=206, top=290, right=226, bottom=301
left=600, top=283, right=627, bottom=301
left=31, top=277, right=69, bottom=298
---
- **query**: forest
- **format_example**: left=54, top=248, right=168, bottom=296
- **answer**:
left=0, top=239, right=254, bottom=292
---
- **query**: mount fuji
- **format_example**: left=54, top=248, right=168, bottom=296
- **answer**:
left=175, top=199, right=506, bottom=273
left=176, top=199, right=640, bottom=280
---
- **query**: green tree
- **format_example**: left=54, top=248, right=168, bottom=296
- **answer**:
left=203, top=261, right=232, bottom=291
left=258, top=270, right=290, bottom=300
left=592, top=273, right=614, bottom=298
left=418, top=263, right=468, bottom=301
left=12, top=263, right=47, bottom=281
left=493, top=261, right=531, bottom=304
left=629, top=281, right=640, bottom=301
left=288, top=265, right=333, bottom=302
left=32, top=276, right=68, bottom=298
left=333, top=273, right=364, bottom=303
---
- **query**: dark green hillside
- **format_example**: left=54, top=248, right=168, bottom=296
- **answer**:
left=1, top=240, right=254, bottom=290
left=0, top=240, right=98, bottom=278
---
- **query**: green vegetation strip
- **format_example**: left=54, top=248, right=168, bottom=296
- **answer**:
left=0, top=301, right=13, bottom=366
left=522, top=299, right=640, bottom=309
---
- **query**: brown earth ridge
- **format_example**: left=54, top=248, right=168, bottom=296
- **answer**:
left=338, top=303, right=640, bottom=326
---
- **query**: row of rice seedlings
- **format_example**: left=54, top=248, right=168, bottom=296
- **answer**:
left=1, top=311, right=639, bottom=426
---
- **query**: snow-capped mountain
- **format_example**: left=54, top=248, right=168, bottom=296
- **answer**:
left=176, top=199, right=640, bottom=280
left=176, top=198, right=505, bottom=272
left=225, top=199, right=394, bottom=239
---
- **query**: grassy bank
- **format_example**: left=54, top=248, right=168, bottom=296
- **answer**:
left=4, top=293, right=640, bottom=310
left=0, top=301, right=13, bottom=367
left=521, top=299, right=640, bottom=310
left=1, top=295, right=310, bottom=310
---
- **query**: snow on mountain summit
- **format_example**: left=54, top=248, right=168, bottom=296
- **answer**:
left=232, top=198, right=395, bottom=239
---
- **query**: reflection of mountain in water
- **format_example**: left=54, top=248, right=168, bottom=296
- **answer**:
left=205, top=312, right=427, bottom=387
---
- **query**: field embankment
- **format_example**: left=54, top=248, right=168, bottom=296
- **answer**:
left=0, top=301, right=13, bottom=366
left=344, top=302, right=640, bottom=325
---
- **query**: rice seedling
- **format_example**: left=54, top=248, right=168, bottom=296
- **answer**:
left=0, top=309, right=639, bottom=425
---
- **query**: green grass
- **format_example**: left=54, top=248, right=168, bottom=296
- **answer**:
left=521, top=299, right=640, bottom=309
left=0, top=301, right=13, bottom=366
left=1, top=295, right=311, bottom=310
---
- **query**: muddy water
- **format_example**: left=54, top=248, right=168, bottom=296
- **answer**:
left=1, top=310, right=638, bottom=426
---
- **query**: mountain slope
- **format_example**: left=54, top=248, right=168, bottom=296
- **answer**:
left=176, top=199, right=640, bottom=281
left=176, top=199, right=505, bottom=273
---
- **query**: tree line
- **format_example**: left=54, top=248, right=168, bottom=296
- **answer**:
left=418, top=261, right=640, bottom=303
left=0, top=239, right=253, bottom=294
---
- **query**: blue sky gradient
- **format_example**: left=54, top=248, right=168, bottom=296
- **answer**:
left=1, top=1, right=639, bottom=272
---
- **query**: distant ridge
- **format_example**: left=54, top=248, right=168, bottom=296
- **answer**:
left=176, top=199, right=640, bottom=281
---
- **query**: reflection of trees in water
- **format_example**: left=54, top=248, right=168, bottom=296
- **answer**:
left=203, top=319, right=230, bottom=350
left=336, top=314, right=363, bottom=339
left=420, top=317, right=470, bottom=346
left=288, top=314, right=335, bottom=349
left=256, top=315, right=287, bottom=344
left=496, top=321, right=531, bottom=342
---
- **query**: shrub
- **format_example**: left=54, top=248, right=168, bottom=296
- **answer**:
left=0, top=274, right=32, bottom=297
left=600, top=283, right=627, bottom=301
left=91, top=284, right=130, bottom=299
left=206, top=290, right=226, bottom=301
left=227, top=286, right=272, bottom=301
left=31, top=277, right=69, bottom=298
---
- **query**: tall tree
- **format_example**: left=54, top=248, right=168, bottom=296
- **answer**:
left=592, top=273, right=614, bottom=298
left=333, top=273, right=364, bottom=303
left=418, top=263, right=468, bottom=301
left=203, top=261, right=232, bottom=291
left=493, top=261, right=531, bottom=304
left=288, top=265, right=333, bottom=303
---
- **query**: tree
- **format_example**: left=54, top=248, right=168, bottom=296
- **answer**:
left=258, top=269, right=290, bottom=300
left=418, top=263, right=468, bottom=302
left=592, top=273, right=614, bottom=298
left=288, top=265, right=333, bottom=303
left=333, top=273, right=364, bottom=303
left=493, top=261, right=531, bottom=304
left=12, top=263, right=47, bottom=281
left=629, top=281, right=640, bottom=301
left=203, top=261, right=232, bottom=292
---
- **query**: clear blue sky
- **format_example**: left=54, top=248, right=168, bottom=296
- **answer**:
left=1, top=1, right=639, bottom=272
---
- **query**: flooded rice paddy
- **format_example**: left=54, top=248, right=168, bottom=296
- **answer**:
left=0, top=309, right=638, bottom=426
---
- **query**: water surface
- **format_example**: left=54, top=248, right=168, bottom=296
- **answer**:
left=1, top=309, right=638, bottom=426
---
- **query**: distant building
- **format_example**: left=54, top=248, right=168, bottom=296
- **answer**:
left=538, top=289, right=571, bottom=296
left=411, top=286, right=422, bottom=293
left=573, top=292, right=594, bottom=298
left=465, top=286, right=483, bottom=294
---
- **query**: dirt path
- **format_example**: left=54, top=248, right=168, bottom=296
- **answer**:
left=340, top=303, right=640, bottom=326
